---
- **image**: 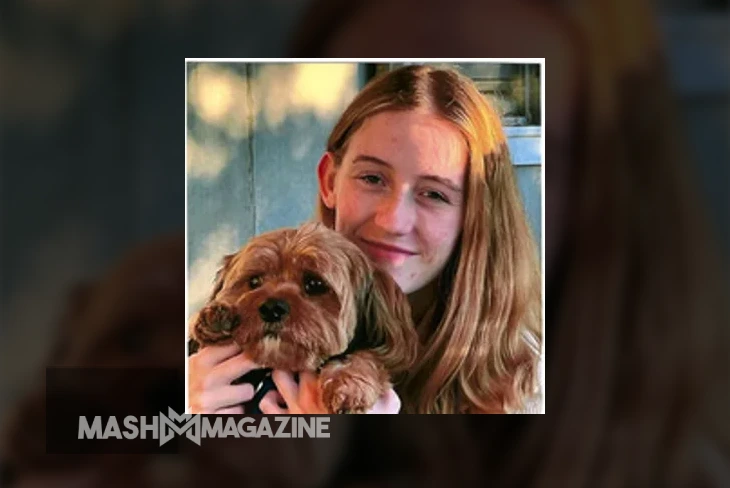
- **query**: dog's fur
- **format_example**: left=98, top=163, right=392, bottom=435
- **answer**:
left=191, top=222, right=419, bottom=413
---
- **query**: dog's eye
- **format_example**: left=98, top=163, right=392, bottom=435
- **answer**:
left=248, top=276, right=263, bottom=289
left=303, top=273, right=328, bottom=296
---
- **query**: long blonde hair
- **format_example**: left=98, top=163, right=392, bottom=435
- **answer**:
left=316, top=65, right=542, bottom=413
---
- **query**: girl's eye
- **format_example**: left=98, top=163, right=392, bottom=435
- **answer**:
left=359, top=174, right=384, bottom=186
left=422, top=190, right=450, bottom=204
left=248, top=276, right=263, bottom=289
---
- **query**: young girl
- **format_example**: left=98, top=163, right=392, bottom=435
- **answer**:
left=188, top=65, right=542, bottom=414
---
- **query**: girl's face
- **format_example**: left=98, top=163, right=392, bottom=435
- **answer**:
left=318, top=109, right=468, bottom=294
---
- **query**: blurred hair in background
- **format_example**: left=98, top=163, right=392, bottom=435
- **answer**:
left=1, top=0, right=727, bottom=486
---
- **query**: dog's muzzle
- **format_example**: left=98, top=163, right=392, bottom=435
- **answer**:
left=259, top=298, right=290, bottom=323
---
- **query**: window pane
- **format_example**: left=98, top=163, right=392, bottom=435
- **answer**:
left=371, top=62, right=541, bottom=127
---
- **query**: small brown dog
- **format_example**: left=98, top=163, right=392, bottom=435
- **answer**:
left=191, top=222, right=419, bottom=413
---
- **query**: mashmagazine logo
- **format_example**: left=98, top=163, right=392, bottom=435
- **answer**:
left=78, top=408, right=331, bottom=446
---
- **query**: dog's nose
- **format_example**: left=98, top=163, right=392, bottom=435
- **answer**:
left=258, top=298, right=290, bottom=323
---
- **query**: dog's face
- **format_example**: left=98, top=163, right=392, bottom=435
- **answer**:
left=198, top=223, right=417, bottom=373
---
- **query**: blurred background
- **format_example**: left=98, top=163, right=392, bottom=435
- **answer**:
left=186, top=61, right=544, bottom=317
left=0, top=0, right=728, bottom=486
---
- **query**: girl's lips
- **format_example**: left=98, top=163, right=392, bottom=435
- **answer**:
left=359, top=238, right=417, bottom=264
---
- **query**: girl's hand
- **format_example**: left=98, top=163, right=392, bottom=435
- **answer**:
left=188, top=343, right=261, bottom=413
left=259, top=370, right=402, bottom=414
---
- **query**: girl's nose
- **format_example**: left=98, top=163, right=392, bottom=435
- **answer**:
left=373, top=193, right=416, bottom=236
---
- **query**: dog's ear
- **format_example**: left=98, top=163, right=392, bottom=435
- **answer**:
left=360, top=268, right=419, bottom=375
left=210, top=253, right=236, bottom=301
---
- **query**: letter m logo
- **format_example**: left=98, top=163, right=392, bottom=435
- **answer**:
left=159, top=408, right=201, bottom=446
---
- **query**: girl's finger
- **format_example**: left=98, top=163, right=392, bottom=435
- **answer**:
left=194, top=342, right=242, bottom=368
left=210, top=353, right=262, bottom=386
left=298, top=371, right=322, bottom=409
left=215, top=405, right=244, bottom=414
left=271, top=370, right=300, bottom=410
left=200, top=383, right=254, bottom=411
left=260, top=389, right=288, bottom=415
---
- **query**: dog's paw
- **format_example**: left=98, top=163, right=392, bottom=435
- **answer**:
left=193, top=303, right=241, bottom=346
left=318, top=361, right=382, bottom=414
